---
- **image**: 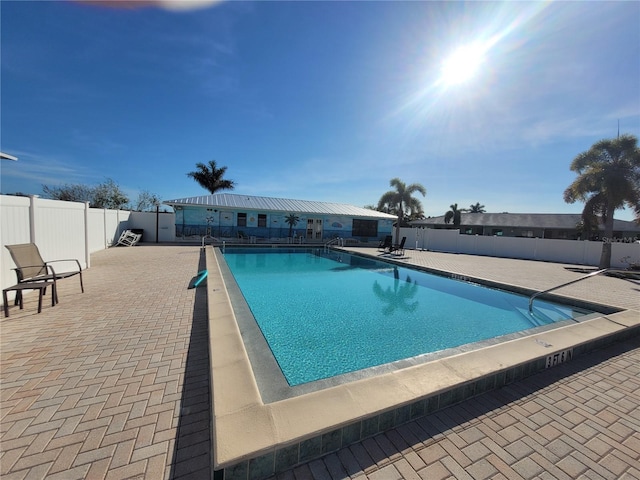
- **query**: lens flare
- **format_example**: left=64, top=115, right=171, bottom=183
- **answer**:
left=440, top=43, right=486, bottom=85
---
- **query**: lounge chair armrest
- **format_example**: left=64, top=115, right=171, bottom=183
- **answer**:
left=45, top=259, right=83, bottom=272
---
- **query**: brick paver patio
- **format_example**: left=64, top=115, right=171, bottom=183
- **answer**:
left=1, top=245, right=638, bottom=479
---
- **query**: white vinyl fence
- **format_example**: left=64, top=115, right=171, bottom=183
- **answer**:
left=398, top=227, right=640, bottom=269
left=1, top=195, right=176, bottom=302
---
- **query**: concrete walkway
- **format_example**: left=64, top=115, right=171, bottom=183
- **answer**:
left=1, top=245, right=638, bottom=479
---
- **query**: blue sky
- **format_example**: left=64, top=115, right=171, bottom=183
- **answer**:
left=1, top=0, right=639, bottom=220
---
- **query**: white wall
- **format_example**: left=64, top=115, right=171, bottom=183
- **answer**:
left=33, top=198, right=86, bottom=265
left=86, top=209, right=132, bottom=253
left=401, top=227, right=640, bottom=269
left=2, top=196, right=40, bottom=298
left=0, top=195, right=174, bottom=302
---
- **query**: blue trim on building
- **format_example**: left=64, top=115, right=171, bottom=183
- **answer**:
left=173, top=206, right=394, bottom=242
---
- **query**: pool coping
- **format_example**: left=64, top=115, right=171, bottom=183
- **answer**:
left=206, top=246, right=640, bottom=479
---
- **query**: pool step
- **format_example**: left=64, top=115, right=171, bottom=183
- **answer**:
left=510, top=301, right=576, bottom=327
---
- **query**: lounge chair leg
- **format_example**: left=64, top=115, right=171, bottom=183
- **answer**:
left=37, top=288, right=44, bottom=313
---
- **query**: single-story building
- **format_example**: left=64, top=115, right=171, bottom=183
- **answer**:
left=410, top=213, right=640, bottom=241
left=163, top=193, right=396, bottom=242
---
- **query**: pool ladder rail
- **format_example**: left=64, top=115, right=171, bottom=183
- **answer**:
left=528, top=268, right=609, bottom=313
left=324, top=237, right=344, bottom=251
left=201, top=235, right=221, bottom=248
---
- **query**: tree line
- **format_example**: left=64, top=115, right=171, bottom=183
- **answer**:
left=41, top=179, right=161, bottom=212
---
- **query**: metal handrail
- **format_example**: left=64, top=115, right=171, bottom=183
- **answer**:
left=324, top=237, right=344, bottom=249
left=201, top=235, right=220, bottom=248
left=528, top=268, right=609, bottom=312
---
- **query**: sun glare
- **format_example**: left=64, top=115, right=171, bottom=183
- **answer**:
left=440, top=43, right=486, bottom=85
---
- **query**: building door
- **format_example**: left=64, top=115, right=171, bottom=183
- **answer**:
left=306, top=218, right=323, bottom=240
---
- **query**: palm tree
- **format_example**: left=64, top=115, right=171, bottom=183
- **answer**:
left=444, top=203, right=466, bottom=227
left=378, top=178, right=427, bottom=242
left=187, top=160, right=235, bottom=194
left=284, top=213, right=300, bottom=238
left=563, top=134, right=640, bottom=268
left=405, top=198, right=425, bottom=221
left=468, top=202, right=486, bottom=213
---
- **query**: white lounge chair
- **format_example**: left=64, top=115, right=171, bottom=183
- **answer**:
left=116, top=230, right=142, bottom=247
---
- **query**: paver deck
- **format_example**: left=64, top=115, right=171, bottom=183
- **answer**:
left=1, top=244, right=638, bottom=479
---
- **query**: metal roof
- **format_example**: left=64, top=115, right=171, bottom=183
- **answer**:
left=410, top=213, right=640, bottom=231
left=163, top=193, right=396, bottom=219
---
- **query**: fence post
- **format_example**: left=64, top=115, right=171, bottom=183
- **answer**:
left=104, top=208, right=108, bottom=250
left=29, top=195, right=38, bottom=244
left=85, top=202, right=91, bottom=269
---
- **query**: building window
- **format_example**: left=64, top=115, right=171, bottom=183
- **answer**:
left=237, top=212, right=247, bottom=227
left=352, top=219, right=378, bottom=237
left=258, top=214, right=267, bottom=228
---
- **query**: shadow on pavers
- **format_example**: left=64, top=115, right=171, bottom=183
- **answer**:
left=169, top=249, right=212, bottom=479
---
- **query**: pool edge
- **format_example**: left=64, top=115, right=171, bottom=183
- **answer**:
left=206, top=246, right=640, bottom=480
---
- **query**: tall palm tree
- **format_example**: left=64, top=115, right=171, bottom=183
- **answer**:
left=405, top=198, right=425, bottom=221
left=563, top=134, right=640, bottom=268
left=444, top=203, right=466, bottom=227
left=378, top=178, right=427, bottom=242
left=284, top=213, right=300, bottom=238
left=468, top=202, right=486, bottom=213
left=187, top=160, right=236, bottom=194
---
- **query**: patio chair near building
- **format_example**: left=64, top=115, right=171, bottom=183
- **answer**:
left=378, top=235, right=393, bottom=251
left=4, top=243, right=84, bottom=305
left=388, top=236, right=407, bottom=256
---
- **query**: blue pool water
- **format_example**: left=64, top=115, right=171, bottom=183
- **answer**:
left=223, top=248, right=594, bottom=386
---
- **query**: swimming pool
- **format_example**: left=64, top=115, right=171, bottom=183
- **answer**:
left=222, top=247, right=594, bottom=386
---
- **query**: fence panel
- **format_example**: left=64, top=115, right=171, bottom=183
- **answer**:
left=492, top=236, right=538, bottom=260
left=456, top=234, right=478, bottom=255
left=1, top=195, right=134, bottom=301
left=470, top=235, right=497, bottom=257
left=86, top=209, right=132, bottom=251
left=535, top=238, right=592, bottom=265
left=107, top=210, right=131, bottom=246
left=400, top=227, right=640, bottom=269
left=424, top=229, right=459, bottom=253
left=87, top=209, right=107, bottom=253
left=33, top=198, right=87, bottom=269
left=611, top=242, right=640, bottom=268
left=0, top=196, right=32, bottom=295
